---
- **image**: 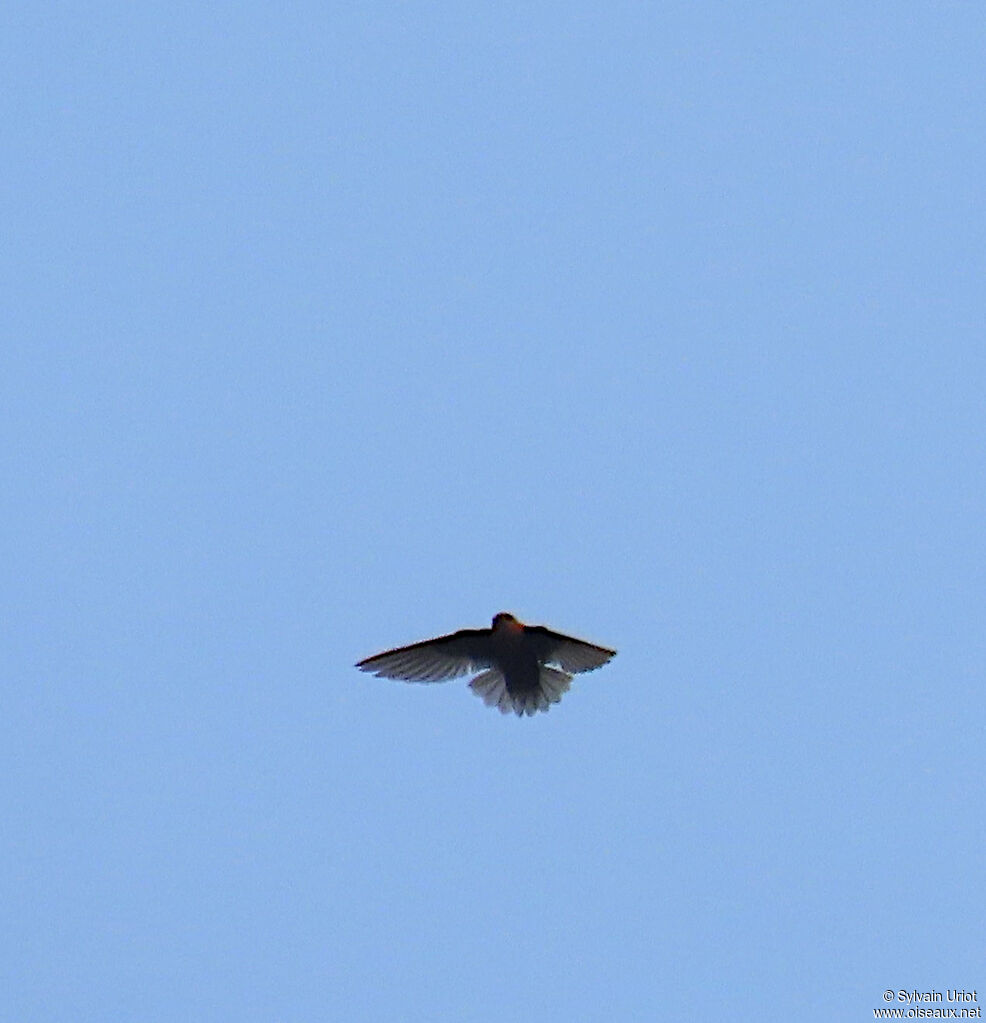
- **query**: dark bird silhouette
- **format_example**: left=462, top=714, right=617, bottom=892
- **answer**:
left=356, top=612, right=616, bottom=716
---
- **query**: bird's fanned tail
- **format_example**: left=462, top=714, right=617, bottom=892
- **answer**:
left=469, top=666, right=573, bottom=717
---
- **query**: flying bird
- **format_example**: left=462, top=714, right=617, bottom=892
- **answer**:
left=356, top=612, right=616, bottom=716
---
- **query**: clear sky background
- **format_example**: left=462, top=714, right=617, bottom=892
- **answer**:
left=3, top=3, right=985, bottom=1021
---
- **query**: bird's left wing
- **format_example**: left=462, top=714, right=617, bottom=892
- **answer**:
left=524, top=625, right=616, bottom=673
left=356, top=628, right=491, bottom=683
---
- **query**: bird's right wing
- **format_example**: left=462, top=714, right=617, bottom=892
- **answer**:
left=356, top=628, right=492, bottom=683
left=524, top=626, right=616, bottom=674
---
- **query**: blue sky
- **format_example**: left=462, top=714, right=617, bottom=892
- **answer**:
left=3, top=3, right=985, bottom=1020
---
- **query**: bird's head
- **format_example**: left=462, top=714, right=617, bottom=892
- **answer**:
left=492, top=612, right=522, bottom=631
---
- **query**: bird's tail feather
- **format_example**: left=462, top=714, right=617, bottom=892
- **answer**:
left=469, top=667, right=572, bottom=717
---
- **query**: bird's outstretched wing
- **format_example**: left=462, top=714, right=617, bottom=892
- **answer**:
left=524, top=626, right=616, bottom=673
left=356, top=628, right=492, bottom=683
